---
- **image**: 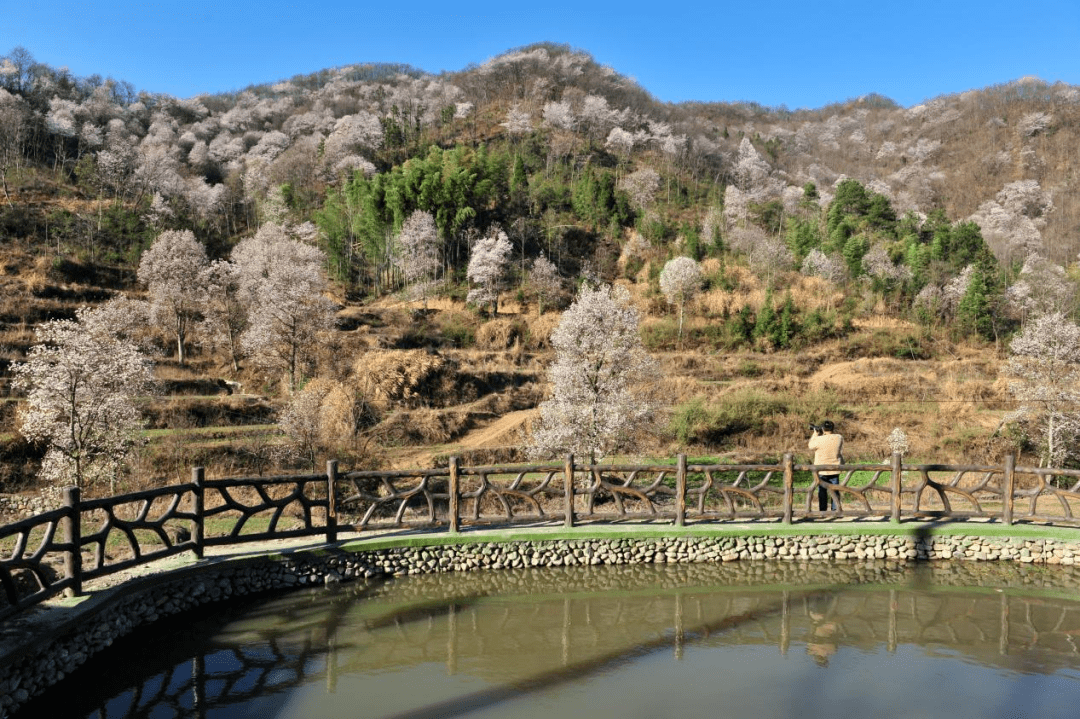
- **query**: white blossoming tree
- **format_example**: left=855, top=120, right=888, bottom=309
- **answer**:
left=659, top=256, right=702, bottom=344
left=530, top=284, right=658, bottom=463
left=618, top=167, right=660, bottom=210
left=1003, top=312, right=1080, bottom=468
left=233, top=223, right=336, bottom=391
left=137, top=229, right=209, bottom=366
left=393, top=210, right=442, bottom=309
left=528, top=252, right=562, bottom=315
left=14, top=307, right=154, bottom=490
left=466, top=228, right=512, bottom=314
left=199, top=259, right=247, bottom=372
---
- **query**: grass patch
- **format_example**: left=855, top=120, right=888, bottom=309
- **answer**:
left=668, top=389, right=842, bottom=446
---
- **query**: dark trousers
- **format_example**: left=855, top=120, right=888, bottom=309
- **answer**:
left=818, top=474, right=839, bottom=511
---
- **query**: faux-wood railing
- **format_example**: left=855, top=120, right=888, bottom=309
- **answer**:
left=3, top=452, right=1079, bottom=619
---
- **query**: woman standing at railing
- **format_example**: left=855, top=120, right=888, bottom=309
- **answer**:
left=809, top=421, right=844, bottom=511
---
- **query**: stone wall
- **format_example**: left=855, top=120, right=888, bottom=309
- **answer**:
left=2, top=531, right=1079, bottom=715
left=0, top=486, right=64, bottom=522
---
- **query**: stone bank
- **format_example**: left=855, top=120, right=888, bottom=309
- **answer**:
left=2, top=525, right=1079, bottom=715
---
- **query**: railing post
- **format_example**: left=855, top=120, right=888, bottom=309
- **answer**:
left=782, top=453, right=794, bottom=524
left=62, top=486, right=82, bottom=598
left=564, top=454, right=575, bottom=528
left=448, top=456, right=460, bottom=534
left=1003, top=454, right=1015, bottom=526
left=674, top=454, right=687, bottom=527
left=890, top=452, right=902, bottom=524
left=326, top=460, right=338, bottom=543
left=192, top=467, right=205, bottom=559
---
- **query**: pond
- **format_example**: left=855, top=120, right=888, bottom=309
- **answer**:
left=16, top=559, right=1080, bottom=718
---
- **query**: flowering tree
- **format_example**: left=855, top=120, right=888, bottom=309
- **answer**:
left=137, top=229, right=209, bottom=365
left=862, top=244, right=912, bottom=285
left=14, top=307, right=154, bottom=489
left=1003, top=312, right=1080, bottom=467
left=1005, top=254, right=1075, bottom=324
left=618, top=167, right=660, bottom=210
left=528, top=252, right=562, bottom=315
left=200, top=259, right=247, bottom=372
left=466, top=228, right=512, bottom=314
left=659, top=256, right=702, bottom=344
left=530, top=284, right=657, bottom=463
left=233, top=224, right=336, bottom=391
left=801, top=249, right=847, bottom=284
left=393, top=210, right=442, bottom=308
left=542, top=101, right=575, bottom=131
left=501, top=105, right=532, bottom=136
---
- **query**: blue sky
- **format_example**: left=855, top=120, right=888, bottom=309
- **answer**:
left=6, top=1, right=1080, bottom=109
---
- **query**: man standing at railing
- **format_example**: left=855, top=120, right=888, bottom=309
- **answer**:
left=809, top=421, right=843, bottom=511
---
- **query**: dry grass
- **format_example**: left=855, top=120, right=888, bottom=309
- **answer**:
left=353, top=349, right=449, bottom=407
left=696, top=269, right=843, bottom=318
left=475, top=317, right=526, bottom=350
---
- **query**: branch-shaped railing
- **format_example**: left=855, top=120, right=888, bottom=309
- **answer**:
left=4, top=453, right=1080, bottom=619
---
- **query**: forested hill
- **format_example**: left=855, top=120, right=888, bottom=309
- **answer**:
left=1, top=42, right=1078, bottom=330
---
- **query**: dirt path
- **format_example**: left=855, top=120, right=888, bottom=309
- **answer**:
left=389, top=408, right=537, bottom=468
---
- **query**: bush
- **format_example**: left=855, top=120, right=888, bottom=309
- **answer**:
left=436, top=312, right=477, bottom=348
left=840, top=330, right=933, bottom=360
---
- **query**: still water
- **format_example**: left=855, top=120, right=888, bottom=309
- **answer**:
left=18, top=560, right=1080, bottom=718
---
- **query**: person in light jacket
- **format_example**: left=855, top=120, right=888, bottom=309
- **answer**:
left=808, top=420, right=843, bottom=511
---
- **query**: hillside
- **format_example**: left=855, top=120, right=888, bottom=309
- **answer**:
left=0, top=43, right=1074, bottom=498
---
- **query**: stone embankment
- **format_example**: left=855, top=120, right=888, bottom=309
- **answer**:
left=2, top=529, right=1079, bottom=715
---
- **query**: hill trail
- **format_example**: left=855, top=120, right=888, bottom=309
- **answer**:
left=389, top=408, right=537, bottom=469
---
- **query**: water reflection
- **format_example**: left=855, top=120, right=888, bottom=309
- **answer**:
left=17, top=560, right=1080, bottom=719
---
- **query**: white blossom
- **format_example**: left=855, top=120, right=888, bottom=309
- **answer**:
left=466, top=228, right=512, bottom=313
left=501, top=105, right=532, bottom=135
left=199, top=259, right=247, bottom=372
left=530, top=284, right=658, bottom=462
left=659, top=256, right=702, bottom=342
left=137, top=230, right=209, bottom=365
left=887, top=427, right=910, bottom=456
left=542, top=101, right=575, bottom=131
left=605, top=127, right=635, bottom=158
left=528, top=252, right=563, bottom=315
left=233, top=224, right=336, bottom=390
left=801, top=249, right=847, bottom=284
left=14, top=308, right=154, bottom=489
left=619, top=167, right=660, bottom=210
left=862, top=244, right=912, bottom=283
left=1004, top=312, right=1080, bottom=467
left=393, top=210, right=442, bottom=307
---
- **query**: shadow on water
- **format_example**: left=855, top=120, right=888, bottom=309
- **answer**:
left=362, top=594, right=483, bottom=631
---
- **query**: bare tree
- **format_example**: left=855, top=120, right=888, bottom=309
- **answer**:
left=14, top=307, right=154, bottom=490
left=0, top=88, right=28, bottom=203
left=137, top=229, right=209, bottom=366
left=1003, top=312, right=1080, bottom=467
left=659, top=256, right=702, bottom=344
left=530, top=284, right=658, bottom=463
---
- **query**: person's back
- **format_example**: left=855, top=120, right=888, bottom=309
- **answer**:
left=808, top=421, right=843, bottom=510
left=808, top=429, right=843, bottom=466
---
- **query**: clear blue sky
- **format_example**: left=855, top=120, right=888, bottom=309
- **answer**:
left=6, top=0, right=1080, bottom=109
